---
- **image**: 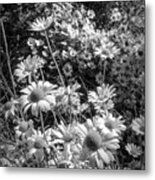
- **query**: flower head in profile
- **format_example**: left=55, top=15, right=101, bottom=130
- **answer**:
left=14, top=55, right=45, bottom=82
left=29, top=16, right=53, bottom=32
left=131, top=116, right=145, bottom=135
left=3, top=98, right=19, bottom=119
left=20, top=81, right=57, bottom=116
left=74, top=119, right=120, bottom=168
left=125, top=143, right=142, bottom=158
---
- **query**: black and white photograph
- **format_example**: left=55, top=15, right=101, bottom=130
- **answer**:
left=0, top=0, right=145, bottom=170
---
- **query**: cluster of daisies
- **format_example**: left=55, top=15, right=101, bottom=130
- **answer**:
left=1, top=2, right=144, bottom=169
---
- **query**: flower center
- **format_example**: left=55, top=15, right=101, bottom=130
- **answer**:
left=29, top=88, right=45, bottom=102
left=63, top=132, right=73, bottom=143
left=84, top=130, right=102, bottom=151
left=4, top=102, right=12, bottom=111
left=19, top=121, right=29, bottom=132
left=34, top=137, right=45, bottom=149
left=104, top=121, right=115, bottom=130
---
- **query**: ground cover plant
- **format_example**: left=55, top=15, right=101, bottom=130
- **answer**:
left=0, top=1, right=145, bottom=169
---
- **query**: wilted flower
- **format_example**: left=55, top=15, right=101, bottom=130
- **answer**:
left=125, top=143, right=142, bottom=158
left=20, top=81, right=57, bottom=116
left=29, top=16, right=53, bottom=32
left=14, top=55, right=45, bottom=82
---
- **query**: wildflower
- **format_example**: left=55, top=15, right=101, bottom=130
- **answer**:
left=27, top=37, right=44, bottom=47
left=3, top=98, right=19, bottom=119
left=131, top=116, right=145, bottom=135
left=27, top=129, right=52, bottom=161
left=110, top=8, right=122, bottom=22
left=29, top=16, right=53, bottom=32
left=93, top=113, right=126, bottom=136
left=51, top=121, right=77, bottom=161
left=94, top=40, right=119, bottom=60
left=15, top=119, right=34, bottom=139
left=75, top=119, right=120, bottom=167
left=125, top=143, right=142, bottom=158
left=51, top=121, right=74, bottom=144
left=20, top=81, right=57, bottom=116
left=55, top=82, right=82, bottom=115
left=63, top=62, right=73, bottom=77
left=95, top=72, right=104, bottom=85
left=87, top=10, right=95, bottom=19
left=14, top=55, right=45, bottom=82
left=88, top=83, right=116, bottom=112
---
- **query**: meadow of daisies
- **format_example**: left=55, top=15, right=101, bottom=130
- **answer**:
left=0, top=1, right=145, bottom=169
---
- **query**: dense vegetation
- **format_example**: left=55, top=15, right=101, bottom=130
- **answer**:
left=0, top=1, right=145, bottom=169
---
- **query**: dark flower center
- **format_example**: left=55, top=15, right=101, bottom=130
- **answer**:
left=84, top=130, right=102, bottom=151
left=34, top=137, right=45, bottom=149
left=63, top=132, right=73, bottom=143
left=4, top=102, right=12, bottom=111
left=104, top=121, right=115, bottom=130
left=29, top=88, right=44, bottom=102
left=19, top=121, right=29, bottom=132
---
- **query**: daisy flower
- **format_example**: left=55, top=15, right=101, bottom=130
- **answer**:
left=3, top=98, right=19, bottom=119
left=93, top=112, right=126, bottom=137
left=88, top=83, right=116, bottom=112
left=125, top=143, right=142, bottom=158
left=131, top=116, right=145, bottom=135
left=74, top=119, right=120, bottom=167
left=29, top=16, right=53, bottom=32
left=14, top=120, right=34, bottom=139
left=51, top=121, right=76, bottom=161
left=27, top=129, right=52, bottom=161
left=20, top=81, right=57, bottom=116
left=14, top=55, right=45, bottom=82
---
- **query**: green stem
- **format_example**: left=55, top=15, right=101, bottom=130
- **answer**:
left=0, top=20, right=16, bottom=97
left=44, top=30, right=65, bottom=86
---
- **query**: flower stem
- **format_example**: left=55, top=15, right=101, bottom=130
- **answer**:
left=103, top=60, right=107, bottom=82
left=0, top=20, right=16, bottom=97
left=40, top=111, right=47, bottom=143
left=44, top=30, right=65, bottom=86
